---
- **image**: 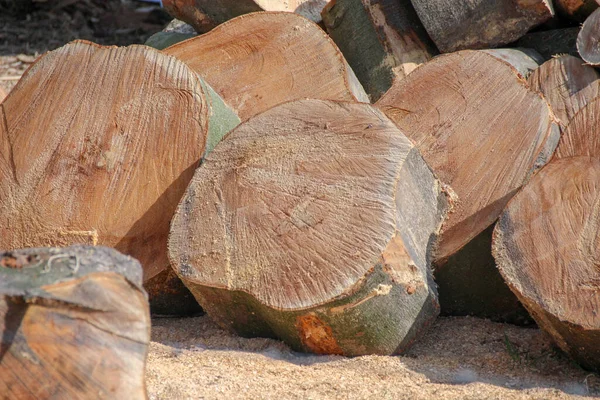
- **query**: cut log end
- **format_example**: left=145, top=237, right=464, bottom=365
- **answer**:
left=577, top=8, right=600, bottom=65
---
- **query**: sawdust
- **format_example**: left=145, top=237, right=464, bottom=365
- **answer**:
left=147, top=315, right=600, bottom=399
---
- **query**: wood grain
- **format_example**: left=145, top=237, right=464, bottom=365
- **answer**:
left=164, top=12, right=368, bottom=121
left=578, top=8, right=600, bottom=65
left=554, top=96, right=600, bottom=158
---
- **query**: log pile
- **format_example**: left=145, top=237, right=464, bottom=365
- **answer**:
left=1, top=0, right=600, bottom=389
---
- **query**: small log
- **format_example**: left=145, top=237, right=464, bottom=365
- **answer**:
left=0, top=245, right=150, bottom=397
left=0, top=40, right=240, bottom=314
left=164, top=12, right=368, bottom=121
left=528, top=55, right=600, bottom=129
left=555, top=0, right=598, bottom=21
left=577, top=8, right=600, bottom=65
left=515, top=28, right=580, bottom=60
left=321, top=0, right=437, bottom=101
left=409, top=0, right=554, bottom=53
left=493, top=157, right=600, bottom=372
left=161, top=0, right=327, bottom=32
left=169, top=99, right=449, bottom=356
left=554, top=96, right=600, bottom=158
left=377, top=50, right=558, bottom=263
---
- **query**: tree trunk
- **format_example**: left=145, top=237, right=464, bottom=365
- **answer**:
left=0, top=40, right=239, bottom=315
left=527, top=55, right=600, bottom=129
left=554, top=96, right=600, bottom=159
left=493, top=157, right=600, bottom=372
left=161, top=0, right=328, bottom=32
left=377, top=50, right=559, bottom=264
left=515, top=28, right=580, bottom=60
left=577, top=8, right=600, bottom=65
left=164, top=12, right=369, bottom=121
left=555, top=0, right=598, bottom=21
left=169, top=99, right=449, bottom=356
left=409, top=0, right=554, bottom=53
left=0, top=245, right=150, bottom=398
left=321, top=0, right=437, bottom=102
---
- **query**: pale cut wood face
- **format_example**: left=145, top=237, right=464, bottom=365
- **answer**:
left=0, top=41, right=208, bottom=281
left=556, top=97, right=600, bottom=159
left=377, top=50, right=555, bottom=262
left=578, top=8, right=600, bottom=65
left=495, top=157, right=600, bottom=329
left=169, top=99, right=435, bottom=310
left=164, top=12, right=365, bottom=121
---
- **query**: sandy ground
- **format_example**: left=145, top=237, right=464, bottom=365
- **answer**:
left=147, top=315, right=600, bottom=399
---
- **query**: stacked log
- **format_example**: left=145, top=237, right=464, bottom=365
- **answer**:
left=578, top=8, right=600, bottom=65
left=0, top=245, right=150, bottom=398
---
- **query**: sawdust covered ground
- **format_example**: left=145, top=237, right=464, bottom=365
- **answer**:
left=147, top=315, right=600, bottom=399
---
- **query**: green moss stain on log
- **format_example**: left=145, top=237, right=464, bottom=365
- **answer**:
left=200, top=79, right=241, bottom=155
left=145, top=32, right=197, bottom=50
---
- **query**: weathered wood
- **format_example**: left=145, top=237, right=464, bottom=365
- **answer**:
left=0, top=245, right=150, bottom=398
left=169, top=99, right=449, bottom=356
left=435, top=224, right=533, bottom=325
left=377, top=51, right=558, bottom=264
left=493, top=157, right=600, bottom=372
left=577, top=8, right=600, bottom=65
left=515, top=28, right=580, bottom=60
left=555, top=0, right=598, bottom=21
left=0, top=40, right=239, bottom=314
left=409, top=0, right=554, bottom=53
left=482, top=48, right=543, bottom=78
left=528, top=55, right=600, bottom=129
left=554, top=96, right=600, bottom=158
left=321, top=0, right=437, bottom=101
left=145, top=19, right=197, bottom=50
left=161, top=0, right=327, bottom=32
left=0, top=87, right=5, bottom=103
left=164, top=12, right=368, bottom=121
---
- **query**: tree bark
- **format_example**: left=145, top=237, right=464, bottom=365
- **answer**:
left=527, top=55, right=600, bottom=129
left=321, top=0, right=437, bottom=102
left=164, top=12, right=368, bottom=121
left=0, top=245, right=150, bottom=398
left=169, top=99, right=449, bottom=356
left=515, top=28, right=580, bottom=60
left=0, top=40, right=239, bottom=315
left=577, top=8, right=600, bottom=65
left=161, top=0, right=328, bottom=32
left=409, top=0, right=554, bottom=53
left=493, top=157, right=600, bottom=372
left=555, top=0, right=598, bottom=21
left=376, top=50, right=559, bottom=264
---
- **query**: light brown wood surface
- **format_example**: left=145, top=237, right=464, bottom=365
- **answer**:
left=0, top=246, right=150, bottom=398
left=554, top=96, right=600, bottom=158
left=164, top=12, right=368, bottom=121
left=169, top=99, right=448, bottom=356
left=493, top=157, right=600, bottom=372
left=376, top=50, right=558, bottom=263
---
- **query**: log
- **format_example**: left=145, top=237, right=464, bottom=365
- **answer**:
left=554, top=96, right=600, bottom=158
left=577, top=8, right=600, bottom=65
left=0, top=245, right=150, bottom=397
left=515, top=28, right=580, bottom=60
left=321, top=0, right=437, bottom=101
left=161, top=0, right=328, bottom=32
left=168, top=99, right=449, bottom=356
left=376, top=51, right=559, bottom=318
left=527, top=55, right=600, bottom=129
left=377, top=50, right=558, bottom=263
left=164, top=12, right=368, bottom=121
left=409, top=0, right=554, bottom=53
left=0, top=40, right=240, bottom=314
left=481, top=48, right=543, bottom=78
left=493, top=156, right=600, bottom=372
left=555, top=0, right=598, bottom=21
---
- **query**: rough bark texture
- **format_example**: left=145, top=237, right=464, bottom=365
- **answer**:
left=577, top=8, right=600, bottom=65
left=409, top=0, right=554, bottom=53
left=555, top=0, right=599, bottom=21
left=169, top=99, right=449, bottom=356
left=164, top=12, right=368, bottom=121
left=161, top=0, right=328, bottom=32
left=435, top=224, right=533, bottom=325
left=0, top=245, right=150, bottom=398
left=376, top=50, right=558, bottom=264
left=493, top=157, right=600, bottom=372
left=554, top=96, right=600, bottom=158
left=515, top=28, right=580, bottom=60
left=321, top=0, right=437, bottom=102
left=481, top=48, right=543, bottom=78
left=527, top=55, right=600, bottom=129
left=0, top=40, right=239, bottom=314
